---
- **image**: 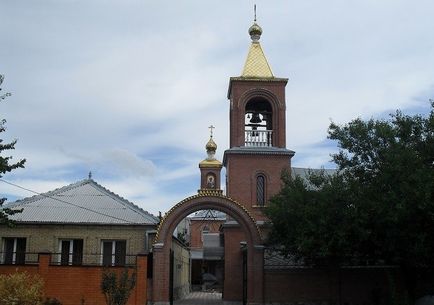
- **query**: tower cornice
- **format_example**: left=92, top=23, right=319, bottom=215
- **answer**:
left=223, top=147, right=295, bottom=166
left=227, top=77, right=289, bottom=99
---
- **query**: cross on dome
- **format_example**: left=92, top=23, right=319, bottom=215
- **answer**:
left=208, top=125, right=215, bottom=138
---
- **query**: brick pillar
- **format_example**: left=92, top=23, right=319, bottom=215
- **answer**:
left=38, top=252, right=51, bottom=278
left=248, top=245, right=264, bottom=305
left=135, top=254, right=148, bottom=305
left=38, top=251, right=51, bottom=298
left=152, top=243, right=170, bottom=305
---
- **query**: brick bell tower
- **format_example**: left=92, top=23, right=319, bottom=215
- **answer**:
left=223, top=19, right=295, bottom=222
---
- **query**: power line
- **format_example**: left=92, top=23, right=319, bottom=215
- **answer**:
left=0, top=178, right=138, bottom=224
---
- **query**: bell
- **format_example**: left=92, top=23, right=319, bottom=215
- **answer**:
left=250, top=113, right=262, bottom=124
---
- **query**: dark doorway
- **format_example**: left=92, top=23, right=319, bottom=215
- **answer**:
left=242, top=248, right=247, bottom=305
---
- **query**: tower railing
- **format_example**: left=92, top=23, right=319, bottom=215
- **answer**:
left=245, top=130, right=273, bottom=147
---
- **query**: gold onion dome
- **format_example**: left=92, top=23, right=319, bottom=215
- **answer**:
left=249, top=22, right=262, bottom=42
left=206, top=137, right=217, bottom=152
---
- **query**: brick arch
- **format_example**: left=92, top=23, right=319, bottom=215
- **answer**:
left=152, top=191, right=265, bottom=305
left=239, top=88, right=282, bottom=111
left=154, top=192, right=262, bottom=246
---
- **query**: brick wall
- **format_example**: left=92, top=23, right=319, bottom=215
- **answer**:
left=0, top=253, right=148, bottom=305
left=189, top=219, right=225, bottom=249
left=264, top=267, right=404, bottom=305
left=226, top=153, right=291, bottom=221
left=172, top=239, right=190, bottom=300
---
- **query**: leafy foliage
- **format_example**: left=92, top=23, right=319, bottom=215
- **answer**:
left=0, top=272, right=44, bottom=305
left=101, top=268, right=136, bottom=305
left=0, top=74, right=26, bottom=227
left=267, top=101, right=434, bottom=269
left=267, top=170, right=360, bottom=266
left=328, top=102, right=434, bottom=267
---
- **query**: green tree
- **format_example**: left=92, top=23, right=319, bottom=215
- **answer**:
left=0, top=271, right=44, bottom=305
left=266, top=169, right=361, bottom=266
left=327, top=101, right=434, bottom=268
left=101, top=268, right=136, bottom=305
left=266, top=101, right=434, bottom=299
left=0, top=74, right=26, bottom=227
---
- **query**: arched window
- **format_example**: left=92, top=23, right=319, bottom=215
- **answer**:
left=256, top=174, right=266, bottom=206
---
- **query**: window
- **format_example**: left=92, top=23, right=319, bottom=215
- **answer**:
left=102, top=240, right=126, bottom=266
left=256, top=174, right=266, bottom=206
left=201, top=225, right=210, bottom=243
left=3, top=238, right=26, bottom=264
left=59, top=239, right=83, bottom=265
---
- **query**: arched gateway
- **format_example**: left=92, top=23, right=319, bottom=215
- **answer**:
left=152, top=190, right=265, bottom=305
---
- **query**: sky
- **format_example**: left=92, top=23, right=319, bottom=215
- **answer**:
left=1, top=0, right=433, bottom=216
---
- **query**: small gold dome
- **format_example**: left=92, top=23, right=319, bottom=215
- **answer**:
left=206, top=137, right=217, bottom=152
left=249, top=22, right=262, bottom=42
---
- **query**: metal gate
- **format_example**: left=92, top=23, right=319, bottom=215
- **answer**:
left=242, top=249, right=247, bottom=305
left=169, top=249, right=174, bottom=305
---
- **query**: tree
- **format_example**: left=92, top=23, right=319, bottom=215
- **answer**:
left=266, top=101, right=434, bottom=299
left=266, top=169, right=362, bottom=266
left=0, top=74, right=26, bottom=227
left=0, top=271, right=44, bottom=305
left=101, top=268, right=136, bottom=305
left=327, top=101, right=434, bottom=268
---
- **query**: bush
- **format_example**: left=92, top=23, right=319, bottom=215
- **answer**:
left=0, top=271, right=44, bottom=305
left=101, top=268, right=136, bottom=305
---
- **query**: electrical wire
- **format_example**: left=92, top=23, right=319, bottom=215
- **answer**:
left=0, top=178, right=140, bottom=224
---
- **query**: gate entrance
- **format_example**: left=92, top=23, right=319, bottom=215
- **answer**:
left=152, top=192, right=264, bottom=305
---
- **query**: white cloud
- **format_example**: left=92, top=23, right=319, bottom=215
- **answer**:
left=1, top=0, right=433, bottom=214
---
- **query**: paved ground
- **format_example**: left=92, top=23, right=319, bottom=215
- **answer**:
left=174, top=292, right=223, bottom=305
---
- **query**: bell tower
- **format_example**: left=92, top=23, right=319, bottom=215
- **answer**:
left=223, top=19, right=295, bottom=221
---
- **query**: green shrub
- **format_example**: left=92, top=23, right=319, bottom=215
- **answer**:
left=0, top=272, right=44, bottom=305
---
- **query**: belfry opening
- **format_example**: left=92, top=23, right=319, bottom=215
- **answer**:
left=245, top=98, right=273, bottom=147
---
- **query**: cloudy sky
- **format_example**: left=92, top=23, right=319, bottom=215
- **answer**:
left=1, top=0, right=433, bottom=216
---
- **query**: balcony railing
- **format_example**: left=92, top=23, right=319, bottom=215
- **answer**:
left=0, top=252, right=137, bottom=267
left=245, top=130, right=273, bottom=147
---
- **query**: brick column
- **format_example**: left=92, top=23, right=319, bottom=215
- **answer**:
left=248, top=245, right=264, bottom=305
left=135, top=254, right=148, bottom=305
left=38, top=252, right=51, bottom=278
left=152, top=243, right=170, bottom=305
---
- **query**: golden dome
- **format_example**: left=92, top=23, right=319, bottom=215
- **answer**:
left=249, top=22, right=262, bottom=42
left=206, top=137, right=217, bottom=152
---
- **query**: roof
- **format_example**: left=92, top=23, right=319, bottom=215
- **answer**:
left=189, top=209, right=226, bottom=221
left=241, top=42, right=273, bottom=78
left=5, top=179, right=159, bottom=225
left=291, top=167, right=338, bottom=180
left=199, top=158, right=222, bottom=168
